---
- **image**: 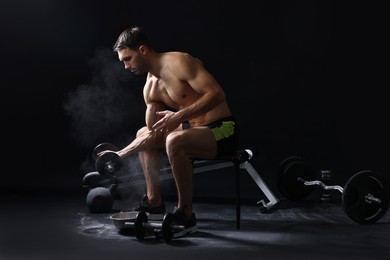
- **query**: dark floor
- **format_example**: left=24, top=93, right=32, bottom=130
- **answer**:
left=1, top=190, right=389, bottom=260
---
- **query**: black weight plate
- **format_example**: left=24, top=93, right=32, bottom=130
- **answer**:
left=134, top=211, right=148, bottom=240
left=278, top=160, right=315, bottom=201
left=161, top=213, right=174, bottom=242
left=280, top=155, right=303, bottom=170
left=92, top=143, right=118, bottom=162
left=342, top=170, right=389, bottom=225
left=277, top=156, right=303, bottom=198
left=95, top=152, right=122, bottom=175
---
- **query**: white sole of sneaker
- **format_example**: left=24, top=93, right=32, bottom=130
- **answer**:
left=154, top=226, right=199, bottom=239
left=172, top=226, right=199, bottom=238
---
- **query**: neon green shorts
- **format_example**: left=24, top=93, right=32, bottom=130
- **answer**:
left=207, top=116, right=240, bottom=158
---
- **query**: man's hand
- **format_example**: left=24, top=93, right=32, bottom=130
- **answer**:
left=152, top=110, right=181, bottom=132
left=97, top=150, right=119, bottom=157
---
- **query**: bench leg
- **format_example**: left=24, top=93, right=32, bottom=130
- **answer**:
left=235, top=161, right=241, bottom=229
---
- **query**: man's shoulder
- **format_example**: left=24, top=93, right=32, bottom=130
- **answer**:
left=164, top=51, right=193, bottom=62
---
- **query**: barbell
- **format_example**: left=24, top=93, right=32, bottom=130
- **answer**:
left=277, top=156, right=389, bottom=224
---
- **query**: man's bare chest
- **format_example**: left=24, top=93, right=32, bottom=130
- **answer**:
left=149, top=78, right=197, bottom=108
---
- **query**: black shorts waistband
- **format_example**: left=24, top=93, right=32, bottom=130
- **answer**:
left=206, top=116, right=237, bottom=129
left=182, top=116, right=237, bottom=130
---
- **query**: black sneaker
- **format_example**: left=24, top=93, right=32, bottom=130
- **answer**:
left=171, top=207, right=198, bottom=238
left=133, top=194, right=166, bottom=214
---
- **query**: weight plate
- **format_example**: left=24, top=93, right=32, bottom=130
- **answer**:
left=95, top=152, right=122, bottom=176
left=280, top=155, right=303, bottom=170
left=134, top=211, right=148, bottom=240
left=278, top=158, right=315, bottom=201
left=92, top=143, right=118, bottom=162
left=161, top=213, right=174, bottom=242
left=342, top=170, right=389, bottom=225
left=277, top=156, right=303, bottom=198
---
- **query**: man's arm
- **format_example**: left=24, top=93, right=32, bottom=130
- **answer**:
left=179, top=54, right=226, bottom=120
left=178, top=70, right=225, bottom=120
left=152, top=53, right=227, bottom=132
left=116, top=79, right=166, bottom=158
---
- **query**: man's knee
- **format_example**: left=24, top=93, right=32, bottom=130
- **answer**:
left=165, top=132, right=185, bottom=157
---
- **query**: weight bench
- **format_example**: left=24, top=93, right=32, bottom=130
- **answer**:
left=114, top=149, right=279, bottom=229
left=192, top=149, right=279, bottom=229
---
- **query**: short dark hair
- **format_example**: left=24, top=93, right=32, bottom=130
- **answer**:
left=113, top=26, right=151, bottom=51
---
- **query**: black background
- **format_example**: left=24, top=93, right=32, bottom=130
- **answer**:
left=1, top=0, right=388, bottom=198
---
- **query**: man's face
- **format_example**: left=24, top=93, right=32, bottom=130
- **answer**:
left=117, top=47, right=144, bottom=75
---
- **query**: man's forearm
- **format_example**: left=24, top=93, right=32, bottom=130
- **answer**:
left=176, top=91, right=223, bottom=122
left=117, top=130, right=161, bottom=158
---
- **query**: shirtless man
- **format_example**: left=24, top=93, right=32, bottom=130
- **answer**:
left=108, top=26, right=239, bottom=235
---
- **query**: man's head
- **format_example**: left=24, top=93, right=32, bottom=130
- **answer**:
left=113, top=26, right=152, bottom=75
left=113, top=26, right=151, bottom=51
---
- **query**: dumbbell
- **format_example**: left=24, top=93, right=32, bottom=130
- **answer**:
left=277, top=156, right=389, bottom=225
left=92, top=143, right=122, bottom=176
left=92, top=142, right=119, bottom=161
left=129, top=211, right=184, bottom=242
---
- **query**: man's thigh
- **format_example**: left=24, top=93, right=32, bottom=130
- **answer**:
left=173, top=127, right=217, bottom=160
